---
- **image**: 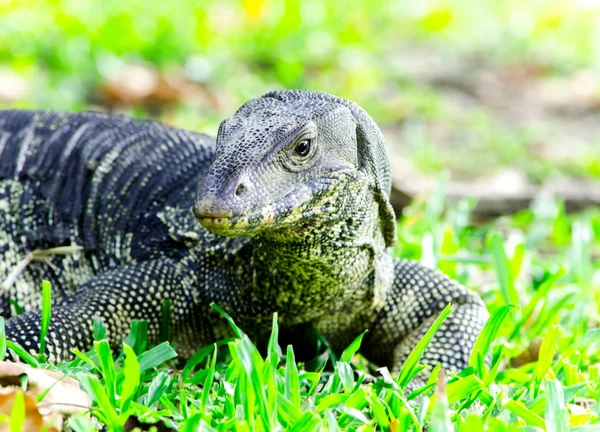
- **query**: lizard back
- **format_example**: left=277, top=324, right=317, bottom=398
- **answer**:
left=0, top=110, right=215, bottom=312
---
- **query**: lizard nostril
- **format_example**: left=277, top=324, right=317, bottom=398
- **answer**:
left=235, top=183, right=246, bottom=198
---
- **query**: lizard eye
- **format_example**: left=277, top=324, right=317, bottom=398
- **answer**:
left=282, top=129, right=318, bottom=172
left=294, top=139, right=311, bottom=157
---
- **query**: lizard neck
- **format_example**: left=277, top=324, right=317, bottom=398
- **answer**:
left=249, top=183, right=393, bottom=326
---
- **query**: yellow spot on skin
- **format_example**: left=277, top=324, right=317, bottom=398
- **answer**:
left=260, top=207, right=276, bottom=225
left=234, top=216, right=249, bottom=230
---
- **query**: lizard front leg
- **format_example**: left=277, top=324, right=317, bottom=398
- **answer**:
left=4, top=259, right=189, bottom=362
left=363, top=259, right=488, bottom=378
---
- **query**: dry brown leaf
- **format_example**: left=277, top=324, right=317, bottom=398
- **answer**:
left=0, top=361, right=91, bottom=429
left=99, top=62, right=160, bottom=105
left=510, top=339, right=542, bottom=368
left=0, top=389, right=59, bottom=431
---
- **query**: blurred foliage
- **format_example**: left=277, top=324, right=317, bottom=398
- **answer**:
left=2, top=0, right=600, bottom=116
left=1, top=0, right=600, bottom=181
left=1, top=2, right=600, bottom=429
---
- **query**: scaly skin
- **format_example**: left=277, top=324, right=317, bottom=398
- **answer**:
left=0, top=91, right=487, bottom=374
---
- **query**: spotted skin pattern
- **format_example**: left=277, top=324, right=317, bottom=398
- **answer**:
left=0, top=91, right=487, bottom=375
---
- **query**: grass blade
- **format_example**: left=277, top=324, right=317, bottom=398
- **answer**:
left=267, top=313, right=281, bottom=370
left=182, top=344, right=215, bottom=381
left=429, top=369, right=451, bottom=432
left=0, top=317, right=5, bottom=361
left=285, top=345, right=300, bottom=410
left=340, top=330, right=367, bottom=363
left=236, top=336, right=270, bottom=430
left=200, top=344, right=217, bottom=415
left=533, top=325, right=560, bottom=393
left=336, top=362, right=354, bottom=393
left=445, top=375, right=484, bottom=405
left=9, top=390, right=26, bottom=432
left=123, top=320, right=148, bottom=355
left=545, top=376, right=569, bottom=432
left=94, top=340, right=116, bottom=405
left=368, top=391, right=389, bottom=428
left=6, top=341, right=39, bottom=367
left=119, top=344, right=140, bottom=418
left=489, top=233, right=519, bottom=306
left=469, top=305, right=514, bottom=375
left=160, top=299, right=171, bottom=342
left=146, top=371, right=171, bottom=407
left=38, top=279, right=51, bottom=362
left=397, top=303, right=453, bottom=389
left=509, top=268, right=566, bottom=341
left=276, top=393, right=301, bottom=425
left=505, top=400, right=545, bottom=429
left=137, top=341, right=177, bottom=372
left=288, top=411, right=321, bottom=432
left=211, top=303, right=244, bottom=338
left=82, top=374, right=122, bottom=431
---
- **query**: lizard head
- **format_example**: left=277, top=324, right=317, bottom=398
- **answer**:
left=193, top=90, right=396, bottom=247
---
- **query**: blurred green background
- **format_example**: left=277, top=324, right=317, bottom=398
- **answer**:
left=3, top=3, right=600, bottom=428
left=1, top=0, right=600, bottom=188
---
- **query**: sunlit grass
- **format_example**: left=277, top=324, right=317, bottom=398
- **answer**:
left=3, top=1, right=598, bottom=183
left=1, top=0, right=599, bottom=114
left=1, top=1, right=599, bottom=428
left=1, top=187, right=599, bottom=430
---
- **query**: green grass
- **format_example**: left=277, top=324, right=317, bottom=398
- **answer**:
left=2, top=188, right=599, bottom=430
left=3, top=0, right=599, bottom=109
left=1, top=2, right=600, bottom=428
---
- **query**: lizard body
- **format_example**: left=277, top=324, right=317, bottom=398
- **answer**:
left=0, top=91, right=487, bottom=373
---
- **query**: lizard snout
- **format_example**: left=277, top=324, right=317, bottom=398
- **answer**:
left=194, top=170, right=254, bottom=221
left=193, top=197, right=234, bottom=219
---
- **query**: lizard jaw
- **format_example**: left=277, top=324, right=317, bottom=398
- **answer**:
left=194, top=169, right=355, bottom=237
left=196, top=188, right=346, bottom=238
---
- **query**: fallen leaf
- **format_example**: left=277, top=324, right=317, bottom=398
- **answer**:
left=0, top=389, right=58, bottom=432
left=510, top=339, right=542, bottom=368
left=99, top=62, right=160, bottom=105
left=0, top=361, right=91, bottom=429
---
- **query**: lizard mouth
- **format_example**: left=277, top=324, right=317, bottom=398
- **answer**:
left=195, top=208, right=274, bottom=234
left=195, top=170, right=354, bottom=236
left=196, top=216, right=225, bottom=223
left=196, top=216, right=233, bottom=228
